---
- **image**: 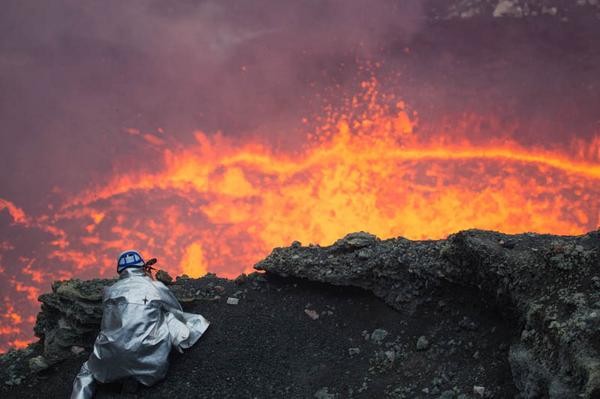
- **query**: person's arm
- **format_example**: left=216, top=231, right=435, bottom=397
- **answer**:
left=152, top=280, right=183, bottom=313
left=152, top=280, right=210, bottom=350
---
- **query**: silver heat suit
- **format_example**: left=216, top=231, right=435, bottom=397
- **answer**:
left=70, top=268, right=210, bottom=399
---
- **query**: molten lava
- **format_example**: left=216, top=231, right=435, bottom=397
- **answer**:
left=0, top=78, right=598, bottom=352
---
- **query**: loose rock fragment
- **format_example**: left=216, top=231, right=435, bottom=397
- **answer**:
left=155, top=270, right=173, bottom=285
left=226, top=297, right=239, bottom=305
left=304, top=309, right=319, bottom=320
left=439, top=390, right=455, bottom=399
left=70, top=346, right=85, bottom=355
left=314, top=387, right=336, bottom=399
left=348, top=347, right=361, bottom=357
left=458, top=316, right=479, bottom=331
left=370, top=329, right=388, bottom=344
left=28, top=355, right=49, bottom=372
left=213, top=285, right=225, bottom=294
left=416, top=336, right=430, bottom=351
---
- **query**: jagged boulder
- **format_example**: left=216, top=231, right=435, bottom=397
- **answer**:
left=34, top=279, right=113, bottom=362
left=255, top=229, right=600, bottom=398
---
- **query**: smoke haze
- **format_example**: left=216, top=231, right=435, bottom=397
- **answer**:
left=0, top=0, right=425, bottom=208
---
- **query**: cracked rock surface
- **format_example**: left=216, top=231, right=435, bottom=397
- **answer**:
left=256, top=229, right=600, bottom=398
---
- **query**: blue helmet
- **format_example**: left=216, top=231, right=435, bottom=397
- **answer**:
left=117, top=250, right=145, bottom=273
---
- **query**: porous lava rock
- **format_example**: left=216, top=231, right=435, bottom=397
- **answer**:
left=256, top=229, right=600, bottom=398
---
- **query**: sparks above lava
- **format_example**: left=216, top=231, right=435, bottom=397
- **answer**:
left=0, top=78, right=598, bottom=352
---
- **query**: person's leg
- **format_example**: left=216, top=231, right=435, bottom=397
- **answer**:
left=71, top=361, right=96, bottom=399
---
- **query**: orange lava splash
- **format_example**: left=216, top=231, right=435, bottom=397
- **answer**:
left=0, top=78, right=598, bottom=352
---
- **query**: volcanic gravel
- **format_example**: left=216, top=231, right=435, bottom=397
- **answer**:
left=1, top=273, right=517, bottom=398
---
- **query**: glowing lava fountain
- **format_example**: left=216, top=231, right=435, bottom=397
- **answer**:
left=0, top=78, right=598, bottom=351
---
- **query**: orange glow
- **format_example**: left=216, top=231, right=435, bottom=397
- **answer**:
left=0, top=77, right=599, bottom=352
left=10, top=339, right=33, bottom=349
left=0, top=199, right=28, bottom=224
left=0, top=301, right=32, bottom=352
left=68, top=79, right=597, bottom=246
left=9, top=312, right=22, bottom=324
left=90, top=212, right=105, bottom=225
left=179, top=242, right=208, bottom=278
left=12, top=279, right=41, bottom=302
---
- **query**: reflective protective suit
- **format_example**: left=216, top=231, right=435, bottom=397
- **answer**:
left=71, top=268, right=210, bottom=399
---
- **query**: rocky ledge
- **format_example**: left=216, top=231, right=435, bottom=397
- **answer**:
left=256, top=229, right=600, bottom=398
left=0, top=229, right=599, bottom=399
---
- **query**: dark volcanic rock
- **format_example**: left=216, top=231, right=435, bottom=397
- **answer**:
left=2, top=229, right=596, bottom=399
left=34, top=279, right=115, bottom=362
left=2, top=270, right=517, bottom=398
left=155, top=270, right=173, bottom=285
left=256, top=229, right=600, bottom=398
